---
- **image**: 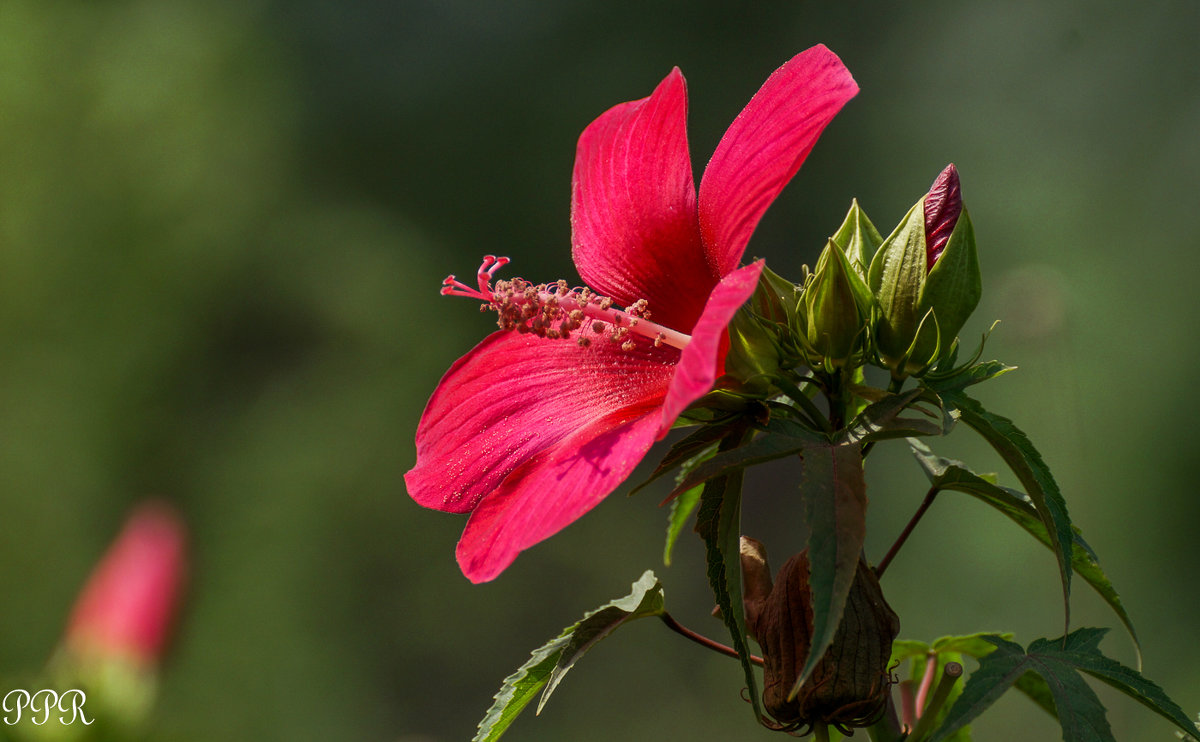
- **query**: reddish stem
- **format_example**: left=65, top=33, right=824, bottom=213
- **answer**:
left=875, top=486, right=940, bottom=579
left=660, top=612, right=764, bottom=667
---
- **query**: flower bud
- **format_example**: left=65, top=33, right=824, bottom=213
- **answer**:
left=869, top=164, right=981, bottom=377
left=830, top=198, right=884, bottom=274
left=64, top=501, right=187, bottom=667
left=796, top=239, right=873, bottom=372
left=742, top=543, right=899, bottom=734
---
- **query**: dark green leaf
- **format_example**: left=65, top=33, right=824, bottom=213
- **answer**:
left=663, top=445, right=717, bottom=565
left=791, top=442, right=868, bottom=697
left=925, top=360, right=1016, bottom=391
left=909, top=440, right=1140, bottom=658
left=928, top=633, right=1113, bottom=742
left=694, top=459, right=764, bottom=723
left=932, top=629, right=1197, bottom=742
left=630, top=421, right=736, bottom=496
left=838, top=388, right=941, bottom=445
left=665, top=420, right=823, bottom=501
left=1014, top=671, right=1058, bottom=719
left=473, top=571, right=665, bottom=742
left=1040, top=629, right=1198, bottom=738
left=934, top=390, right=1075, bottom=631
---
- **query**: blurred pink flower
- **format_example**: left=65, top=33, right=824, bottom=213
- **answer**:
left=406, top=46, right=857, bottom=583
left=65, top=501, right=187, bottom=665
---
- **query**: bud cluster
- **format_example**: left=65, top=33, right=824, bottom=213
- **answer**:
left=723, top=164, right=982, bottom=389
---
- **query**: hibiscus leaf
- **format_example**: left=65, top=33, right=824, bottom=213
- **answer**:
left=473, top=571, right=665, bottom=742
left=790, top=442, right=868, bottom=698
left=927, top=633, right=1113, bottom=742
left=694, top=457, right=764, bottom=724
left=664, top=443, right=719, bottom=565
left=1035, top=629, right=1198, bottom=738
left=630, top=420, right=738, bottom=496
left=932, top=389, right=1074, bottom=633
left=665, top=424, right=821, bottom=501
left=925, top=359, right=1016, bottom=391
left=909, top=440, right=1140, bottom=660
left=838, top=387, right=941, bottom=445
left=931, top=629, right=1195, bottom=742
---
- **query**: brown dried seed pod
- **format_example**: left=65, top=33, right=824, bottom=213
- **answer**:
left=741, top=541, right=899, bottom=733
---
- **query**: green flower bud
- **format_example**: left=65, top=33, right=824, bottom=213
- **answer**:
left=724, top=265, right=799, bottom=391
left=830, top=198, right=884, bottom=276
left=868, top=164, right=981, bottom=377
left=796, top=239, right=873, bottom=372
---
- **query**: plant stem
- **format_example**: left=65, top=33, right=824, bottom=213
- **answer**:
left=814, top=724, right=831, bottom=742
left=905, top=662, right=963, bottom=742
left=659, top=612, right=763, bottom=667
left=875, top=485, right=940, bottom=579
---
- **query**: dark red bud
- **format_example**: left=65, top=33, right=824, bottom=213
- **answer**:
left=923, top=164, right=962, bottom=272
left=743, top=548, right=899, bottom=735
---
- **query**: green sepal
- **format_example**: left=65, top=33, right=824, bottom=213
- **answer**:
left=798, top=239, right=874, bottom=372
left=831, top=198, right=885, bottom=274
left=472, top=571, right=666, bottom=742
left=869, top=201, right=928, bottom=373
left=918, top=207, right=981, bottom=356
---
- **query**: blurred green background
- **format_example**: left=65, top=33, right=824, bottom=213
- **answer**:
left=1, top=1, right=1197, bottom=740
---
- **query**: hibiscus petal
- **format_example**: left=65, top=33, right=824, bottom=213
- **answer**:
left=455, top=412, right=661, bottom=583
left=698, top=45, right=858, bottom=276
left=658, top=260, right=764, bottom=436
left=405, top=330, right=677, bottom=516
left=570, top=67, right=715, bottom=332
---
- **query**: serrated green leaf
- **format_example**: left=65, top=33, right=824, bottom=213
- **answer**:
left=1042, top=629, right=1198, bottom=738
left=473, top=571, right=665, bottom=742
left=932, top=629, right=1196, bottom=742
left=838, top=387, right=941, bottom=445
left=933, top=390, right=1075, bottom=632
left=1014, top=670, right=1058, bottom=719
left=694, top=448, right=764, bottom=724
left=665, top=421, right=823, bottom=501
left=931, top=632, right=1015, bottom=658
left=925, top=359, right=1016, bottom=391
left=664, top=485, right=702, bottom=566
left=663, top=445, right=718, bottom=565
left=909, top=440, right=1140, bottom=660
left=790, top=442, right=868, bottom=699
left=928, top=633, right=1113, bottom=742
left=630, top=421, right=736, bottom=496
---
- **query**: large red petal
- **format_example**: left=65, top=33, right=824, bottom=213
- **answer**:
left=698, top=45, right=858, bottom=276
left=455, top=411, right=661, bottom=583
left=404, top=330, right=677, bottom=516
left=570, top=67, right=715, bottom=332
left=658, top=261, right=764, bottom=436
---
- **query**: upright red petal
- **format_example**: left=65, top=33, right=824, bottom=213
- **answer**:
left=658, top=261, right=764, bottom=436
left=65, top=501, right=187, bottom=665
left=698, top=45, right=858, bottom=276
left=571, top=67, right=715, bottom=332
left=405, top=331, right=677, bottom=517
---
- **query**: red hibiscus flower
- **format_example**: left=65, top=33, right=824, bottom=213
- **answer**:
left=406, top=45, right=857, bottom=582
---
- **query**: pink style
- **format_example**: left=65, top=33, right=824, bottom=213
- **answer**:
left=406, top=45, right=858, bottom=583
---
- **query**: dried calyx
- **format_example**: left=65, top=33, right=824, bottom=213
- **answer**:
left=741, top=537, right=899, bottom=736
